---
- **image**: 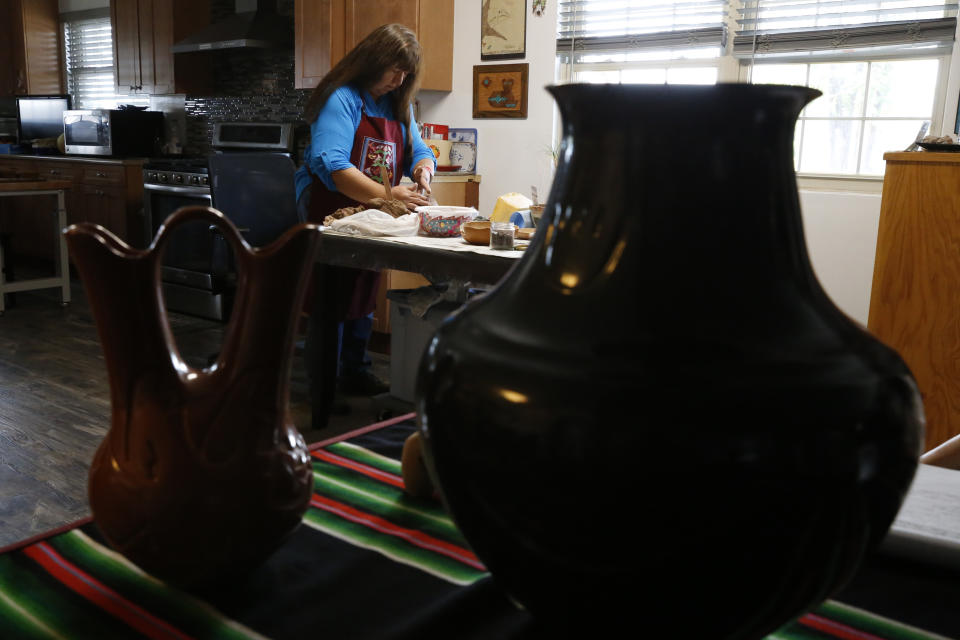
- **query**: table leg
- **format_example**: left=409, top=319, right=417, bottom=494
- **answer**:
left=55, top=190, right=70, bottom=306
left=0, top=233, right=5, bottom=315
left=306, top=264, right=340, bottom=431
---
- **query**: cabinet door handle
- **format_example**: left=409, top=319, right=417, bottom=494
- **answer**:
left=96, top=171, right=106, bottom=177
left=96, top=190, right=104, bottom=196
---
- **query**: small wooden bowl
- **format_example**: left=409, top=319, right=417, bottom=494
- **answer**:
left=401, top=432, right=434, bottom=498
left=517, top=227, right=535, bottom=240
left=461, top=220, right=491, bottom=245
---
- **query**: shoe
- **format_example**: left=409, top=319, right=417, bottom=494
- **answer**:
left=338, top=370, right=389, bottom=396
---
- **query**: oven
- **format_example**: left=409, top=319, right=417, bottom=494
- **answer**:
left=142, top=161, right=227, bottom=319
left=142, top=122, right=295, bottom=321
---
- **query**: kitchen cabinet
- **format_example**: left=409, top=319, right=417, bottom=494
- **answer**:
left=0, top=156, right=146, bottom=265
left=295, top=0, right=454, bottom=91
left=111, top=0, right=211, bottom=95
left=868, top=151, right=960, bottom=452
left=0, top=0, right=64, bottom=96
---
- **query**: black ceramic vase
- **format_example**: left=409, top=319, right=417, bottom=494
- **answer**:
left=416, top=84, right=923, bottom=638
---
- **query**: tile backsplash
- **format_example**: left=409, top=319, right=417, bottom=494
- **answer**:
left=182, top=0, right=310, bottom=160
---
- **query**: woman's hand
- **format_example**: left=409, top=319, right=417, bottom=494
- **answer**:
left=391, top=183, right=430, bottom=210
left=413, top=162, right=434, bottom=194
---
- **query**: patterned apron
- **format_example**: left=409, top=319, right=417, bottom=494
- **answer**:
left=306, top=103, right=407, bottom=319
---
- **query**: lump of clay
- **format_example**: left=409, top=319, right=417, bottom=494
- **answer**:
left=323, top=204, right=365, bottom=226
left=922, top=134, right=956, bottom=144
left=366, top=197, right=408, bottom=218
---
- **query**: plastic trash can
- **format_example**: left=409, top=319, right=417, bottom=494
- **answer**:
left=387, top=287, right=462, bottom=403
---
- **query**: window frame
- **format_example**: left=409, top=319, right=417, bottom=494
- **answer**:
left=737, top=51, right=953, bottom=179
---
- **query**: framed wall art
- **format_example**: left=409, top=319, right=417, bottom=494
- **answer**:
left=473, top=63, right=528, bottom=119
left=481, top=0, right=527, bottom=60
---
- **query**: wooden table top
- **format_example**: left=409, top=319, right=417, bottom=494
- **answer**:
left=884, top=150, right=960, bottom=164
left=0, top=178, right=72, bottom=192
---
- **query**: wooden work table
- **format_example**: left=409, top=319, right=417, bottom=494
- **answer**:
left=377, top=173, right=482, bottom=333
left=0, top=178, right=72, bottom=314
left=869, top=151, right=960, bottom=451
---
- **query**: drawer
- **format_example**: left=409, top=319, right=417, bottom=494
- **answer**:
left=34, top=162, right=79, bottom=182
left=0, top=157, right=42, bottom=180
left=81, top=165, right=125, bottom=186
left=79, top=182, right=124, bottom=199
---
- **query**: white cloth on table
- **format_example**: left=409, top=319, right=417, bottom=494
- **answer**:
left=327, top=210, right=419, bottom=237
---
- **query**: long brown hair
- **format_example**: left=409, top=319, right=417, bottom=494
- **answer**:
left=303, top=23, right=422, bottom=152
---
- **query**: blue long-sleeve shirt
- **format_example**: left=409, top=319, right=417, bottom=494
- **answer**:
left=295, top=84, right=435, bottom=202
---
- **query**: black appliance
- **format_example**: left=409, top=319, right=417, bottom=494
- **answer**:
left=16, top=95, right=71, bottom=141
left=63, top=109, right=164, bottom=157
left=142, top=121, right=296, bottom=321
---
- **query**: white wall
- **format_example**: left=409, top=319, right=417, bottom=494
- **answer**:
left=798, top=190, right=882, bottom=326
left=418, top=0, right=558, bottom=216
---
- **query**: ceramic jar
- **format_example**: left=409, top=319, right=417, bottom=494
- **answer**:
left=66, top=206, right=320, bottom=587
left=415, top=84, right=923, bottom=637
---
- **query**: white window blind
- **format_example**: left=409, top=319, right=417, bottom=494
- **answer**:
left=734, top=0, right=958, bottom=59
left=63, top=9, right=142, bottom=109
left=557, top=0, right=729, bottom=60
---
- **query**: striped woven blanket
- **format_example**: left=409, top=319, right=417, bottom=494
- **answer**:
left=0, top=416, right=948, bottom=639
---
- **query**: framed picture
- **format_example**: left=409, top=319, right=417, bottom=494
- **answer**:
left=473, top=64, right=529, bottom=119
left=481, top=0, right=527, bottom=60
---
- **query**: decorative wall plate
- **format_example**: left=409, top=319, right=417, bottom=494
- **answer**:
left=449, top=141, right=477, bottom=173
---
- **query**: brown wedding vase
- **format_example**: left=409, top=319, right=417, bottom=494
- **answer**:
left=65, top=206, right=320, bottom=587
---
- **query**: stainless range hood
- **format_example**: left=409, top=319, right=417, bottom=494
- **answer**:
left=171, top=0, right=292, bottom=53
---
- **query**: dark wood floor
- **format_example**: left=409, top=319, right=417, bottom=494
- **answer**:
left=0, top=281, right=396, bottom=548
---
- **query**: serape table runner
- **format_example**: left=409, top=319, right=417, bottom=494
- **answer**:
left=0, top=416, right=952, bottom=639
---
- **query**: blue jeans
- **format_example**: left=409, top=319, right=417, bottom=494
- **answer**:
left=303, top=264, right=376, bottom=430
left=338, top=314, right=374, bottom=377
left=299, top=188, right=376, bottom=428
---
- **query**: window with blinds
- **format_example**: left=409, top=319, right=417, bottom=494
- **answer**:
left=735, top=0, right=958, bottom=176
left=556, top=0, right=729, bottom=62
left=556, top=0, right=730, bottom=86
left=734, top=0, right=958, bottom=60
left=554, top=0, right=959, bottom=178
left=62, top=9, right=147, bottom=109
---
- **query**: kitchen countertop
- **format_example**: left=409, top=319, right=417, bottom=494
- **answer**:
left=403, top=173, right=480, bottom=184
left=0, top=154, right=148, bottom=165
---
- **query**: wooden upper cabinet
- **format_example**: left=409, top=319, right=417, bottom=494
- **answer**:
left=413, top=0, right=454, bottom=93
left=0, top=0, right=64, bottom=96
left=111, top=0, right=209, bottom=95
left=344, top=0, right=420, bottom=45
left=141, top=0, right=176, bottom=94
left=112, top=0, right=175, bottom=94
left=295, top=0, right=453, bottom=92
left=112, top=0, right=143, bottom=93
left=296, top=0, right=345, bottom=90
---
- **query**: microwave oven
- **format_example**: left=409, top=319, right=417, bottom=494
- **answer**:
left=63, top=109, right=164, bottom=157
